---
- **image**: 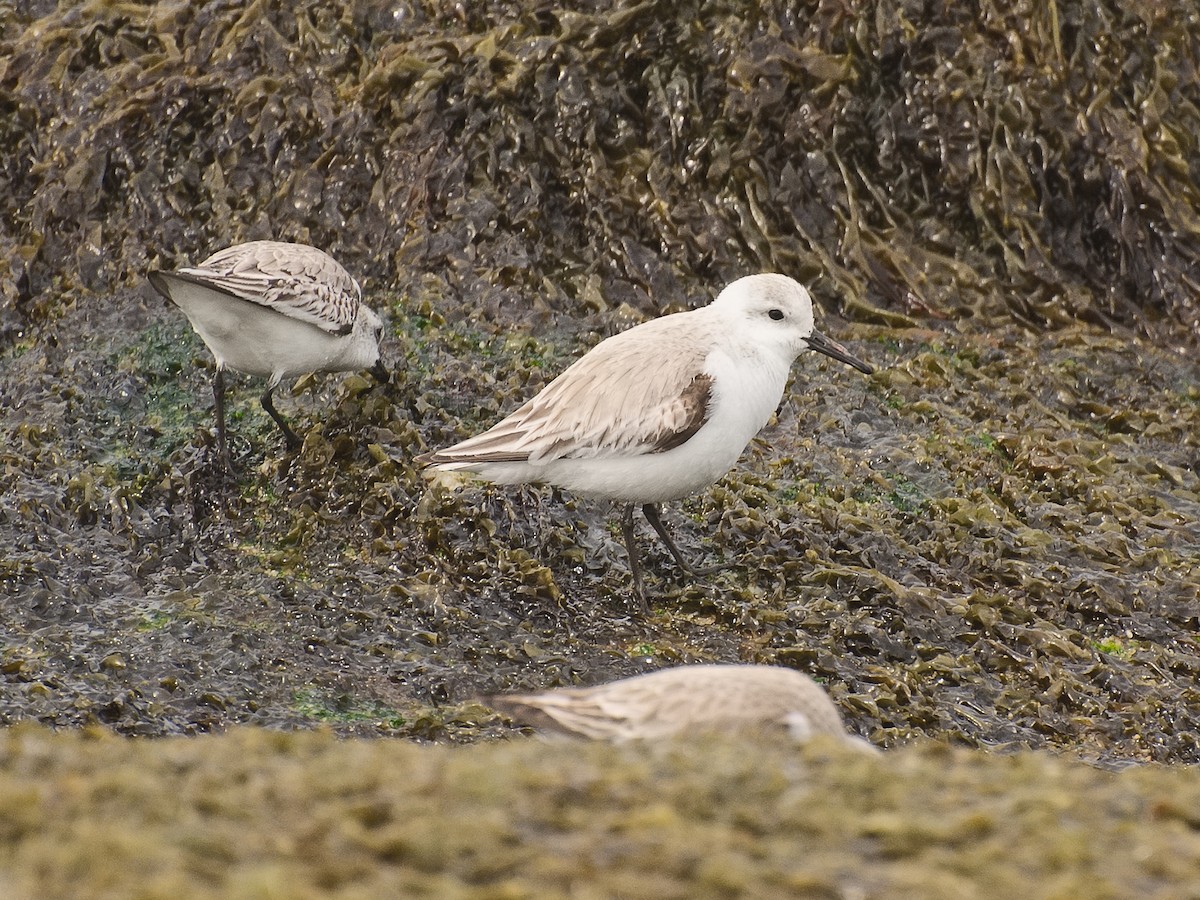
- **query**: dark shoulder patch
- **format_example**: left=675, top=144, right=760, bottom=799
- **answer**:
left=650, top=373, right=713, bottom=454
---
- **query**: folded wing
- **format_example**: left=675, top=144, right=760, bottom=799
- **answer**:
left=421, top=318, right=717, bottom=466
left=180, top=241, right=361, bottom=335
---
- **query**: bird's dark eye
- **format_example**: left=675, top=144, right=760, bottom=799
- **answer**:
left=768, top=308, right=784, bottom=321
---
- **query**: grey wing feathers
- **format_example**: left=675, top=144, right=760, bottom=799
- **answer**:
left=484, top=696, right=628, bottom=739
left=183, top=241, right=361, bottom=335
left=420, top=316, right=716, bottom=466
left=486, top=691, right=638, bottom=741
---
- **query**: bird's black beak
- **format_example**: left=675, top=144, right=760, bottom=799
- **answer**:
left=369, top=360, right=391, bottom=384
left=806, top=330, right=874, bottom=375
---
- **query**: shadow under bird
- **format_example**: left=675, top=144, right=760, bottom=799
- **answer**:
left=148, top=240, right=388, bottom=461
left=416, top=273, right=873, bottom=607
left=485, top=663, right=877, bottom=751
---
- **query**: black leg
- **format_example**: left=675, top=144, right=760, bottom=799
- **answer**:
left=641, top=503, right=729, bottom=577
left=213, top=369, right=230, bottom=467
left=261, top=386, right=301, bottom=450
left=619, top=503, right=649, bottom=613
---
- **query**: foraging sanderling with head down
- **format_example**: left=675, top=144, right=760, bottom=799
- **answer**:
left=416, top=273, right=873, bottom=606
left=486, top=663, right=877, bottom=751
left=149, top=240, right=388, bottom=460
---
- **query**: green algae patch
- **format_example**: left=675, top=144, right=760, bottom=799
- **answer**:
left=3, top=726, right=1200, bottom=898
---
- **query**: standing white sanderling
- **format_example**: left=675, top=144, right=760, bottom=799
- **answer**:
left=148, top=240, right=388, bottom=461
left=416, top=273, right=873, bottom=606
left=485, top=663, right=877, bottom=751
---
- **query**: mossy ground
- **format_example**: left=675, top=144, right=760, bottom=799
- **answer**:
left=1, top=0, right=1200, bottom=894
left=5, top=726, right=1200, bottom=899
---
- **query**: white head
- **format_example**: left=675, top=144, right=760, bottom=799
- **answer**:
left=349, top=305, right=389, bottom=382
left=712, top=274, right=873, bottom=374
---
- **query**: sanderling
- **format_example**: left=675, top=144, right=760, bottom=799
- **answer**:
left=149, top=240, right=388, bottom=460
left=486, top=663, right=876, bottom=750
left=416, top=273, right=872, bottom=605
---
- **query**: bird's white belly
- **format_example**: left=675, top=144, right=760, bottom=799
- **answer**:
left=544, top=419, right=761, bottom=502
left=171, top=283, right=343, bottom=381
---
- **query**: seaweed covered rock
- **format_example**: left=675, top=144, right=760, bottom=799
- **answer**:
left=1, top=0, right=1198, bottom=336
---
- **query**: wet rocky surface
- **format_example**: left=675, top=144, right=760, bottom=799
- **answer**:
left=2, top=282, right=1197, bottom=765
left=1, top=0, right=1199, bottom=894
